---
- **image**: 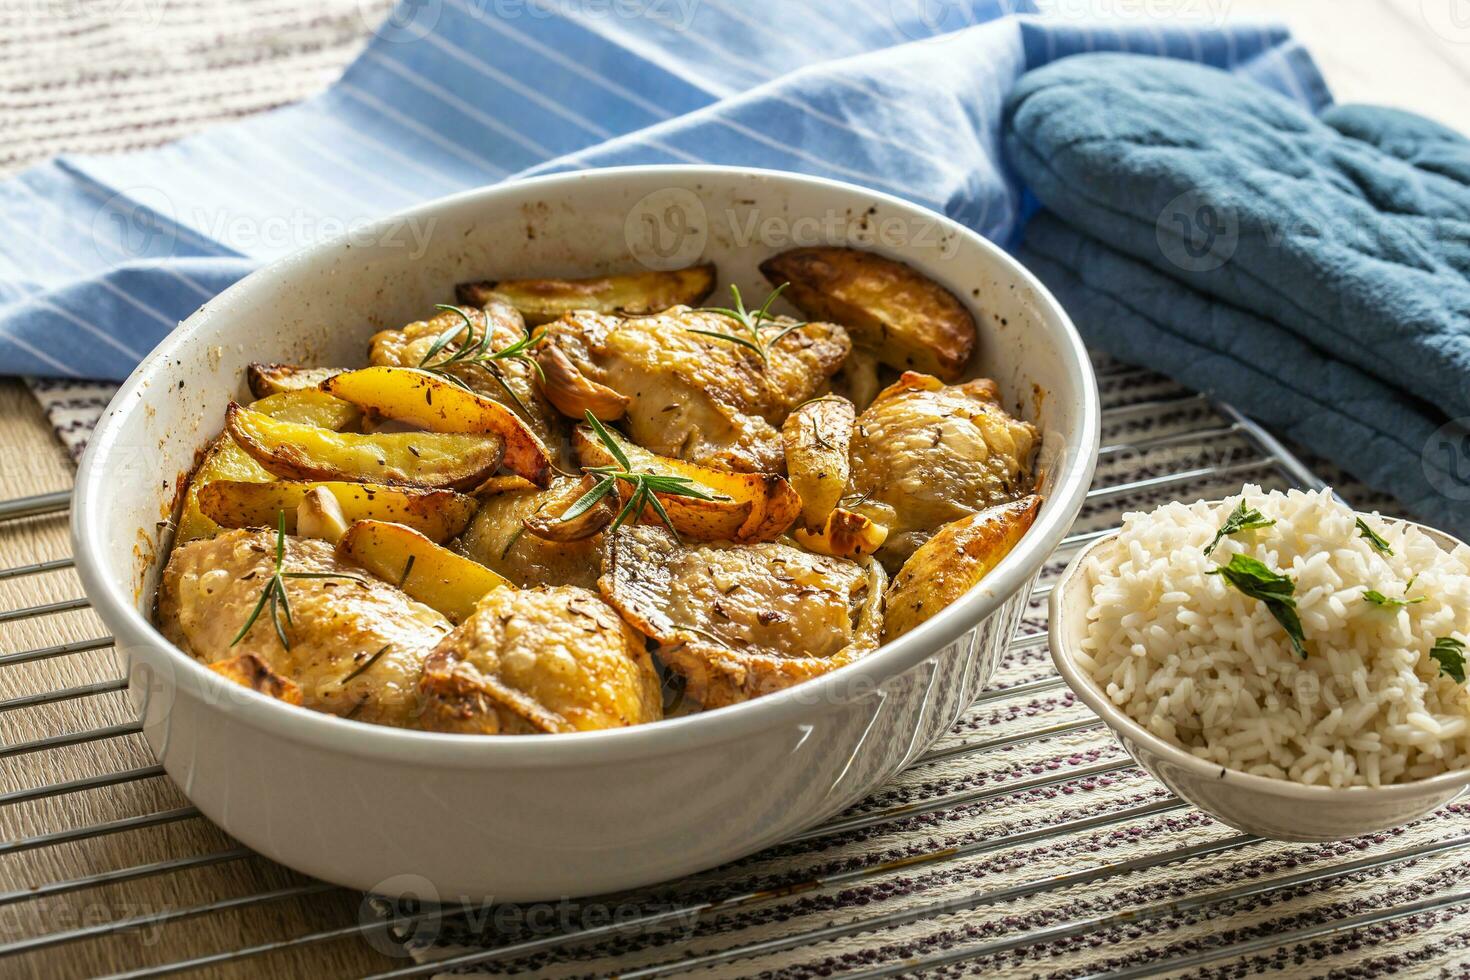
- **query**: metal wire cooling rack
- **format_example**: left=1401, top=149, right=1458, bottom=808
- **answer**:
left=2, top=364, right=1468, bottom=978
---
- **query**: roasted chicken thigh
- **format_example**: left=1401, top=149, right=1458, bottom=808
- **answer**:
left=599, top=526, right=885, bottom=707
left=535, top=306, right=850, bottom=472
left=157, top=529, right=451, bottom=725
left=417, top=585, right=663, bottom=734
left=848, top=372, right=1039, bottom=568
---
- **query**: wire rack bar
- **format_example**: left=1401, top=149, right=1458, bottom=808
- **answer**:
left=0, top=556, right=75, bottom=580
left=915, top=716, right=1102, bottom=766
left=0, top=677, right=126, bottom=713
left=0, top=635, right=113, bottom=667
left=0, top=765, right=164, bottom=808
left=6, top=882, right=340, bottom=961
left=0, top=595, right=90, bottom=624
left=0, top=720, right=142, bottom=759
left=0, top=489, right=70, bottom=521
left=0, top=806, right=199, bottom=857
left=0, top=848, right=252, bottom=909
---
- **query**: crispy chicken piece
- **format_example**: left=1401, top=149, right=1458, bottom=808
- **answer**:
left=599, top=526, right=885, bottom=708
left=369, top=297, right=565, bottom=462
left=457, top=476, right=603, bottom=590
left=848, top=372, right=1039, bottom=570
left=157, top=529, right=451, bottom=725
left=536, top=306, right=850, bottom=473
left=417, top=586, right=663, bottom=734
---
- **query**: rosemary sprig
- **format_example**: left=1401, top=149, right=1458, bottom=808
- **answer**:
left=230, top=512, right=367, bottom=650
left=417, top=304, right=545, bottom=414
left=558, top=411, right=726, bottom=542
left=689, top=282, right=807, bottom=364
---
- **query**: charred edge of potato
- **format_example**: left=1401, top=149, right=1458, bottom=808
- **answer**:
left=320, top=366, right=553, bottom=489
left=882, top=495, right=1042, bottom=642
left=246, top=364, right=344, bottom=398
left=225, top=403, right=505, bottom=491
left=791, top=508, right=887, bottom=559
left=337, top=519, right=513, bottom=623
left=782, top=396, right=855, bottom=530
left=535, top=343, right=630, bottom=421
left=196, top=480, right=478, bottom=543
left=207, top=653, right=303, bottom=705
left=458, top=264, right=717, bottom=326
left=760, top=247, right=977, bottom=382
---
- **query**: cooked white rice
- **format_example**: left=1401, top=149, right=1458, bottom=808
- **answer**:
left=1078, top=485, right=1470, bottom=788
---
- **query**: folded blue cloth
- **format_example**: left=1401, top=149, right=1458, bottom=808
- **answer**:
left=1005, top=54, right=1470, bottom=536
left=0, top=5, right=1328, bottom=381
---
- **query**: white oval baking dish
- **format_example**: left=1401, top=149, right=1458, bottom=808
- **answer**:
left=72, top=166, right=1099, bottom=902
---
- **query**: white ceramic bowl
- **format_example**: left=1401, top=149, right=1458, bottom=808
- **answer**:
left=1050, top=516, right=1470, bottom=842
left=72, top=166, right=1099, bottom=902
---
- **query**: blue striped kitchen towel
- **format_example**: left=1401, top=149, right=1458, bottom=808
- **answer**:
left=0, top=1, right=1329, bottom=381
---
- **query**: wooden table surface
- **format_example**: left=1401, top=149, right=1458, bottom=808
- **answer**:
left=0, top=1, right=1465, bottom=976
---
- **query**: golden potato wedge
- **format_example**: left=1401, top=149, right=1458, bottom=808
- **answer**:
left=174, top=390, right=362, bottom=544
left=226, top=403, right=503, bottom=491
left=761, top=247, right=976, bottom=381
left=883, top=495, right=1041, bottom=641
left=321, top=366, right=553, bottom=488
left=208, top=652, right=303, bottom=705
left=338, top=519, right=511, bottom=622
left=247, top=363, right=345, bottom=398
left=792, top=508, right=888, bottom=559
left=457, top=263, right=716, bottom=326
left=782, top=396, right=855, bottom=529
left=197, top=480, right=478, bottom=543
left=573, top=424, right=802, bottom=543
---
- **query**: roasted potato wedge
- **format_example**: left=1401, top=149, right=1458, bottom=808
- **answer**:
left=321, top=366, right=553, bottom=488
left=174, top=391, right=362, bottom=544
left=883, top=495, right=1041, bottom=641
left=197, top=480, right=478, bottom=543
left=226, top=403, right=503, bottom=491
left=761, top=247, right=976, bottom=381
left=457, top=263, right=716, bottom=326
left=247, top=364, right=345, bottom=398
left=338, top=519, right=512, bottom=622
left=782, top=396, right=854, bottom=529
left=791, top=508, right=888, bottom=559
left=574, top=424, right=802, bottom=543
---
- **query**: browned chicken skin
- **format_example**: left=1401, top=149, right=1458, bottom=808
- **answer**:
left=417, top=585, right=663, bottom=734
left=536, top=306, right=850, bottom=473
left=599, top=526, right=885, bottom=708
left=157, top=529, right=451, bottom=725
left=848, top=372, right=1039, bottom=569
left=369, top=298, right=566, bottom=462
